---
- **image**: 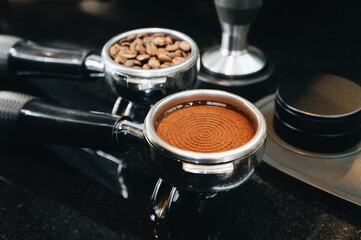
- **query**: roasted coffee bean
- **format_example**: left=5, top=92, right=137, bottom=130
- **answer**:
left=137, top=54, right=150, bottom=61
left=165, top=36, right=173, bottom=45
left=121, top=42, right=131, bottom=47
left=172, top=57, right=185, bottom=65
left=167, top=52, right=176, bottom=58
left=153, top=37, right=166, bottom=46
left=146, top=43, right=157, bottom=55
left=110, top=32, right=191, bottom=69
left=161, top=62, right=173, bottom=68
left=148, top=57, right=160, bottom=69
left=114, top=56, right=127, bottom=64
left=118, top=38, right=128, bottom=44
left=152, top=33, right=164, bottom=38
left=124, top=60, right=134, bottom=67
left=109, top=44, right=121, bottom=57
left=127, top=34, right=136, bottom=41
left=136, top=33, right=148, bottom=39
left=157, top=48, right=167, bottom=54
left=132, top=59, right=142, bottom=66
left=181, top=51, right=187, bottom=58
left=135, top=44, right=146, bottom=54
left=119, top=46, right=130, bottom=52
left=130, top=41, right=136, bottom=51
left=134, top=38, right=143, bottom=45
left=143, top=36, right=151, bottom=45
left=120, top=50, right=137, bottom=59
left=175, top=50, right=183, bottom=56
left=158, top=53, right=172, bottom=63
left=168, top=49, right=182, bottom=58
left=165, top=41, right=179, bottom=52
left=143, top=64, right=151, bottom=69
left=179, top=41, right=191, bottom=51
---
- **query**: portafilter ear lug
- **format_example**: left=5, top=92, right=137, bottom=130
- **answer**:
left=113, top=119, right=145, bottom=151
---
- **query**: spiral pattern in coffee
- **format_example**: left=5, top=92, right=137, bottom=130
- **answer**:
left=156, top=104, right=255, bottom=153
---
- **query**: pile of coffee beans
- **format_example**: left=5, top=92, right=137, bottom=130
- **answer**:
left=109, top=33, right=191, bottom=69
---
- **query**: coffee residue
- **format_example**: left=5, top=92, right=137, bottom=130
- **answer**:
left=156, top=104, right=256, bottom=153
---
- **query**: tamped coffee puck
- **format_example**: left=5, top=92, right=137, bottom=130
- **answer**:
left=273, top=74, right=361, bottom=153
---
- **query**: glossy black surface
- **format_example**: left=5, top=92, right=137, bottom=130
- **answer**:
left=19, top=100, right=120, bottom=149
left=1, top=0, right=361, bottom=239
left=9, top=40, right=92, bottom=78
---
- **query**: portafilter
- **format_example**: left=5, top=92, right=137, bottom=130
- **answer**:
left=0, top=89, right=266, bottom=218
left=0, top=28, right=199, bottom=119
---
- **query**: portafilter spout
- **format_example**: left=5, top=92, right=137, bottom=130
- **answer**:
left=202, top=0, right=266, bottom=77
left=0, top=89, right=266, bottom=219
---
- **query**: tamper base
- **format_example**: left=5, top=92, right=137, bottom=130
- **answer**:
left=202, top=45, right=266, bottom=78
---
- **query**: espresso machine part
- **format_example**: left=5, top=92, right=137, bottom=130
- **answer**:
left=197, top=0, right=274, bottom=102
left=0, top=28, right=199, bottom=120
left=0, top=89, right=266, bottom=219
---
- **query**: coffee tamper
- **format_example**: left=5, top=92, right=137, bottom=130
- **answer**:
left=197, top=0, right=274, bottom=102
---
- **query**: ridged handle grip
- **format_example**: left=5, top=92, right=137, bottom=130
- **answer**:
left=0, top=35, right=23, bottom=74
left=0, top=91, right=36, bottom=130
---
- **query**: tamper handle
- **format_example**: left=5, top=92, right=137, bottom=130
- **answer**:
left=0, top=91, right=143, bottom=150
left=201, top=0, right=266, bottom=76
left=0, top=35, right=104, bottom=79
left=215, top=0, right=263, bottom=25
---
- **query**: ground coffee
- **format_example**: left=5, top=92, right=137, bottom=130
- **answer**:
left=156, top=103, right=255, bottom=153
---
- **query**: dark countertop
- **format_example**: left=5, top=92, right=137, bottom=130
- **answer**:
left=0, top=0, right=361, bottom=239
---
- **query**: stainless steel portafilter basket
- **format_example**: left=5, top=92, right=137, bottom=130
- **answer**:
left=0, top=28, right=199, bottom=106
left=0, top=89, right=266, bottom=218
left=101, top=28, right=199, bottom=104
left=144, top=89, right=267, bottom=193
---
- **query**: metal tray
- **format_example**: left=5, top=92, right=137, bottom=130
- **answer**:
left=256, top=95, right=361, bottom=206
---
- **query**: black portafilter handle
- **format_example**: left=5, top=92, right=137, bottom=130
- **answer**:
left=0, top=35, right=103, bottom=79
left=215, top=0, right=263, bottom=25
left=0, top=91, right=144, bottom=150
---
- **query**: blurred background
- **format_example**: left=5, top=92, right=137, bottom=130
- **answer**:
left=2, top=0, right=361, bottom=82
